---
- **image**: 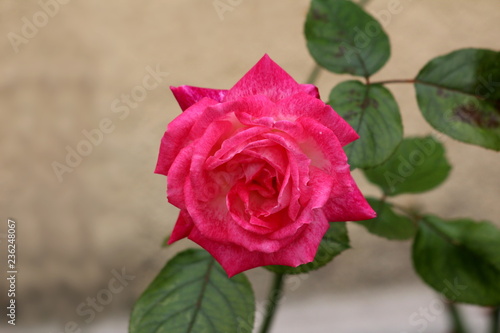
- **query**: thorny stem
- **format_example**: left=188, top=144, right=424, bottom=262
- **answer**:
left=258, top=273, right=285, bottom=333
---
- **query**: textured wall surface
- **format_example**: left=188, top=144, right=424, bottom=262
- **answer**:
left=1, top=0, right=499, bottom=331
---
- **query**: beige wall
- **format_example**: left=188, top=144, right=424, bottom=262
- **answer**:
left=1, top=0, right=499, bottom=327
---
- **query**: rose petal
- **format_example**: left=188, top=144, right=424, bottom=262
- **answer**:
left=167, top=210, right=194, bottom=244
left=275, top=93, right=359, bottom=146
left=224, top=55, right=308, bottom=103
left=155, top=98, right=219, bottom=175
left=297, top=117, right=350, bottom=172
left=323, top=171, right=376, bottom=222
left=185, top=174, right=296, bottom=253
left=171, top=85, right=227, bottom=111
left=205, top=126, right=269, bottom=170
left=300, top=83, right=320, bottom=99
left=189, top=210, right=329, bottom=277
left=166, top=145, right=194, bottom=208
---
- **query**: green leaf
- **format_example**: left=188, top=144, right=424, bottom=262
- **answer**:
left=305, top=0, right=390, bottom=77
left=328, top=81, right=403, bottom=168
left=362, top=136, right=451, bottom=196
left=130, top=249, right=255, bottom=333
left=412, top=216, right=500, bottom=306
left=265, top=222, right=350, bottom=275
left=415, top=48, right=500, bottom=150
left=354, top=197, right=416, bottom=240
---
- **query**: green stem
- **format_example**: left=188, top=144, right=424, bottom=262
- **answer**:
left=491, top=307, right=500, bottom=333
left=258, top=273, right=285, bottom=333
left=306, top=64, right=321, bottom=85
left=358, top=0, right=372, bottom=6
left=388, top=202, right=421, bottom=220
left=447, top=302, right=468, bottom=333
left=369, top=78, right=416, bottom=85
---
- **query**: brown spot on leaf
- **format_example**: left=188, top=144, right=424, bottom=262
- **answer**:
left=437, top=88, right=450, bottom=98
left=342, top=110, right=358, bottom=121
left=348, top=89, right=361, bottom=97
left=360, top=97, right=378, bottom=109
left=453, top=102, right=500, bottom=129
left=312, top=9, right=328, bottom=22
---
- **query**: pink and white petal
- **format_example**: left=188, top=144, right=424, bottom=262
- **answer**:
left=166, top=145, right=194, bottom=208
left=186, top=102, right=236, bottom=142
left=300, top=83, right=320, bottom=99
left=171, top=85, right=227, bottom=111
left=224, top=55, right=305, bottom=103
left=275, top=93, right=359, bottom=146
left=267, top=167, right=333, bottom=240
left=189, top=210, right=329, bottom=277
left=241, top=145, right=289, bottom=175
left=167, top=210, right=195, bottom=244
left=322, top=172, right=376, bottom=222
left=261, top=132, right=311, bottom=219
left=155, top=97, right=219, bottom=175
left=273, top=209, right=330, bottom=266
left=205, top=126, right=269, bottom=170
left=297, top=117, right=350, bottom=172
left=189, top=119, right=235, bottom=183
left=185, top=174, right=295, bottom=253
left=227, top=184, right=275, bottom=235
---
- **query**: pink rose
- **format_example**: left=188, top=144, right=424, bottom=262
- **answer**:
left=155, top=55, right=375, bottom=277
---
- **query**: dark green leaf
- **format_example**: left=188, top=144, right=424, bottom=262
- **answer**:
left=412, top=216, right=500, bottom=306
left=415, top=48, right=500, bottom=150
left=305, top=0, right=390, bottom=77
left=130, top=249, right=255, bottom=333
left=265, top=222, right=350, bottom=275
left=328, top=81, right=403, bottom=168
left=363, top=136, right=451, bottom=196
left=354, top=197, right=416, bottom=240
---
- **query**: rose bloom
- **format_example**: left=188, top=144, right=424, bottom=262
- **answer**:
left=155, top=55, right=375, bottom=277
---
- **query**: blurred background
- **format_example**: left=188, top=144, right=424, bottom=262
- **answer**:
left=1, top=0, right=499, bottom=332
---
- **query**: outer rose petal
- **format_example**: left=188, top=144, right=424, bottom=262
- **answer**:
left=301, top=84, right=320, bottom=99
left=224, top=54, right=316, bottom=103
left=167, top=210, right=194, bottom=244
left=171, top=85, right=227, bottom=111
left=188, top=210, right=330, bottom=277
left=274, top=92, right=359, bottom=147
left=155, top=98, right=219, bottom=175
left=166, top=145, right=194, bottom=208
left=323, top=171, right=376, bottom=222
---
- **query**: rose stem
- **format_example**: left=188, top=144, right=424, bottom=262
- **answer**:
left=369, top=78, right=416, bottom=85
left=491, top=307, right=500, bottom=333
left=447, top=302, right=468, bottom=333
left=306, top=64, right=321, bottom=85
left=258, top=272, right=286, bottom=333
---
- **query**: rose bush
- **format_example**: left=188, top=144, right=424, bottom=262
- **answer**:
left=155, top=55, right=375, bottom=277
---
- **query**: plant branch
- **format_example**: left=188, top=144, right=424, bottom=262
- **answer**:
left=389, top=202, right=420, bottom=219
left=447, top=302, right=468, bottom=333
left=258, top=273, right=285, bottom=333
left=491, top=307, right=500, bottom=333
left=369, top=78, right=416, bottom=85
left=306, top=64, right=322, bottom=85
